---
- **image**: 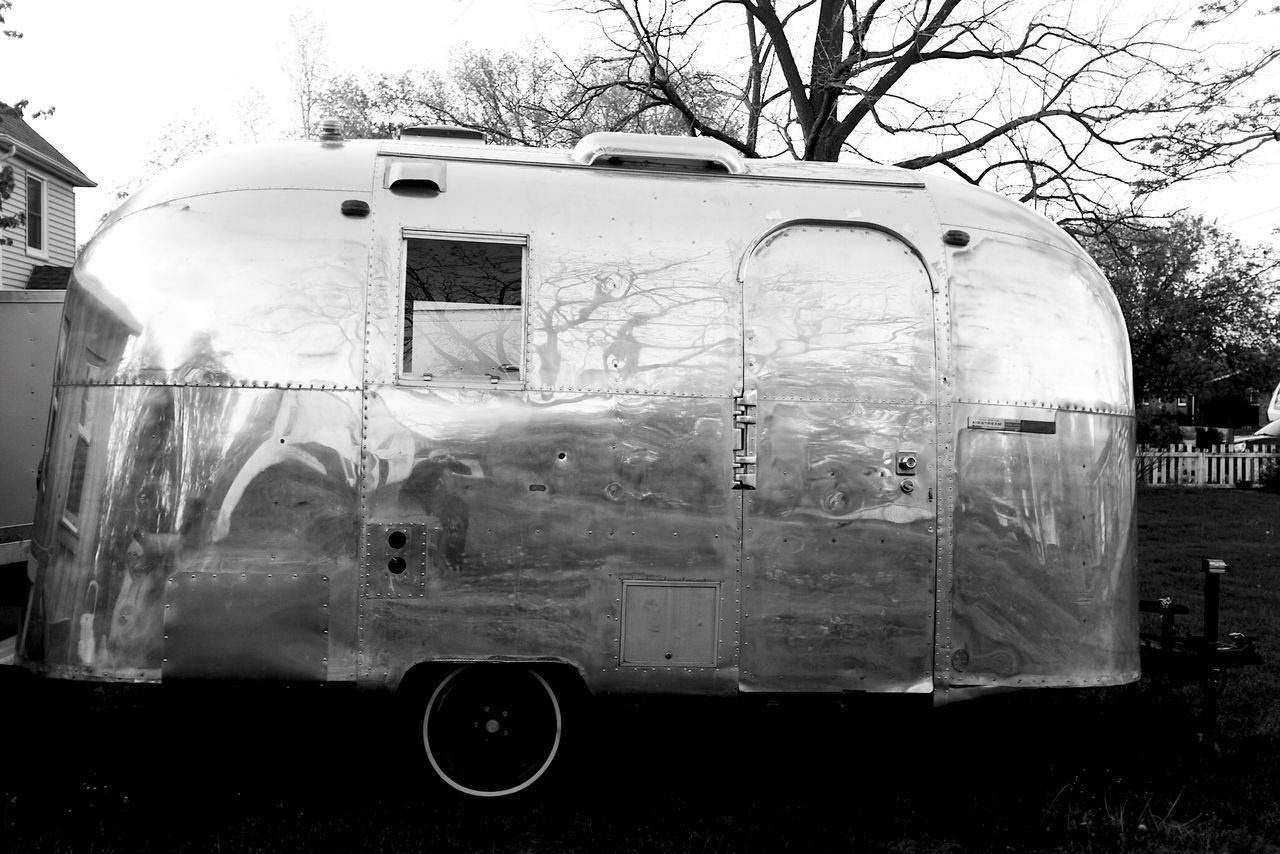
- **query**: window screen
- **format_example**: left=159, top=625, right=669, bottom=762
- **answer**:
left=403, top=237, right=524, bottom=381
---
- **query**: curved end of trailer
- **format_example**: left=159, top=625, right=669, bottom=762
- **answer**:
left=926, top=177, right=1138, bottom=691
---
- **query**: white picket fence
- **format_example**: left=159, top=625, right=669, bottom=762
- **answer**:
left=1137, top=444, right=1279, bottom=488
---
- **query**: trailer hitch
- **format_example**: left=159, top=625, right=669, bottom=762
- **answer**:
left=1139, top=558, right=1263, bottom=756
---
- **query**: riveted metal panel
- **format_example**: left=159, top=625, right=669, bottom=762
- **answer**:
left=102, top=141, right=378, bottom=231
left=22, top=383, right=361, bottom=681
left=373, top=157, right=744, bottom=399
left=937, top=227, right=1136, bottom=691
left=948, top=405, right=1138, bottom=687
left=740, top=223, right=938, bottom=693
left=741, top=400, right=936, bottom=691
left=19, top=139, right=1139, bottom=698
left=70, top=190, right=370, bottom=389
left=949, top=231, right=1132, bottom=415
left=620, top=580, right=721, bottom=667
left=922, top=188, right=959, bottom=698
left=163, top=570, right=329, bottom=680
left=740, top=223, right=935, bottom=404
left=363, top=522, right=429, bottom=598
left=357, top=385, right=739, bottom=691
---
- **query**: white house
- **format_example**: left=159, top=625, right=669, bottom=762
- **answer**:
left=1, top=104, right=94, bottom=291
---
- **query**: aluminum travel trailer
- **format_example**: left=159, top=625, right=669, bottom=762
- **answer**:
left=18, top=129, right=1137, bottom=796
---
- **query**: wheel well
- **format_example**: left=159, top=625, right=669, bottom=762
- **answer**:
left=406, top=660, right=588, bottom=797
left=396, top=660, right=591, bottom=706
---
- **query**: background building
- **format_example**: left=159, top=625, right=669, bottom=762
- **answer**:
left=1, top=103, right=94, bottom=290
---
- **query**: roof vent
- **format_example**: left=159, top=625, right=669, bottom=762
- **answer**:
left=571, top=132, right=746, bottom=174
left=384, top=160, right=447, bottom=194
left=400, top=125, right=486, bottom=144
left=316, top=118, right=345, bottom=145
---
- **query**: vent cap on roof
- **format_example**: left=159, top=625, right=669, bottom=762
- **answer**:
left=572, top=132, right=746, bottom=174
left=400, top=125, right=486, bottom=144
left=316, top=118, right=345, bottom=144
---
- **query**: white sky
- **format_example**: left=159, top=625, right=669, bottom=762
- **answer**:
left=1, top=0, right=1278, bottom=246
left=0, top=0, right=589, bottom=240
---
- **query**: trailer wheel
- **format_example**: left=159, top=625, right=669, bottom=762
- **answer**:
left=422, top=665, right=562, bottom=797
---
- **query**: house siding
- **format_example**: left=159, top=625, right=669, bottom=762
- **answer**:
left=2, top=161, right=78, bottom=290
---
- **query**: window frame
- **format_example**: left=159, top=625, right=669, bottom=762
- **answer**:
left=398, top=228, right=529, bottom=388
left=25, top=171, right=49, bottom=259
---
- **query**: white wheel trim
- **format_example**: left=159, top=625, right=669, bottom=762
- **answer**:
left=423, top=666, right=563, bottom=798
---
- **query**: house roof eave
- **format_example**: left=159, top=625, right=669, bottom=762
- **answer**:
left=0, top=134, right=97, bottom=187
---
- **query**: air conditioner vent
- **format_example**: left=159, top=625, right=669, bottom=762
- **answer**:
left=572, top=132, right=746, bottom=174
left=400, top=125, right=486, bottom=144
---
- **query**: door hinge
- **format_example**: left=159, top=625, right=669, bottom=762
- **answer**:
left=732, top=391, right=758, bottom=490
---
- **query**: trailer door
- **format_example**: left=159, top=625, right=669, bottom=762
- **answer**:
left=739, top=222, right=937, bottom=692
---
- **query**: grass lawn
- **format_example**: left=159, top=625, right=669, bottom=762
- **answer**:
left=1004, top=486, right=1280, bottom=853
left=2, top=488, right=1278, bottom=853
left=1110, top=487, right=1280, bottom=852
left=1137, top=488, right=1280, bottom=733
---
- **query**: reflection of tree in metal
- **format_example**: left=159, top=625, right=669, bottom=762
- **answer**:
left=228, top=451, right=358, bottom=555
left=97, top=386, right=180, bottom=670
left=97, top=336, right=231, bottom=668
left=91, top=380, right=361, bottom=672
left=93, top=333, right=273, bottom=669
left=400, top=457, right=471, bottom=572
left=532, top=254, right=737, bottom=391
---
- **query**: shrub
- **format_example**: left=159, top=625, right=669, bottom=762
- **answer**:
left=1259, top=458, right=1280, bottom=493
left=1196, top=427, right=1223, bottom=448
left=1138, top=412, right=1184, bottom=448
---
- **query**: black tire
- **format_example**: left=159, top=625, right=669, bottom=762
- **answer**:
left=422, top=665, right=563, bottom=797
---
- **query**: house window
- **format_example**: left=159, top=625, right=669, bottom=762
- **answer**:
left=401, top=234, right=525, bottom=382
left=26, top=173, right=46, bottom=254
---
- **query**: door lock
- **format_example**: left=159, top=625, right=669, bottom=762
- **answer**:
left=896, top=452, right=919, bottom=475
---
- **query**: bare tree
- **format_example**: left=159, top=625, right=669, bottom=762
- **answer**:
left=283, top=9, right=330, bottom=139
left=109, top=113, right=222, bottom=204
left=329, top=43, right=741, bottom=147
left=571, top=0, right=1280, bottom=228
left=235, top=87, right=275, bottom=144
left=315, top=73, right=402, bottom=140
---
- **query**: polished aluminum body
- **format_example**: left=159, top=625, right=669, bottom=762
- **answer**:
left=18, top=134, right=1138, bottom=696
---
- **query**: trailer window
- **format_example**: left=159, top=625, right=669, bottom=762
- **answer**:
left=402, top=236, right=524, bottom=382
